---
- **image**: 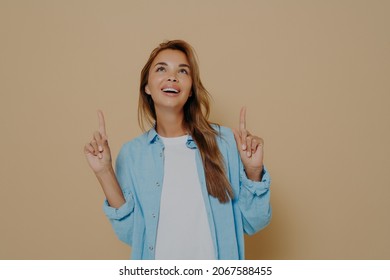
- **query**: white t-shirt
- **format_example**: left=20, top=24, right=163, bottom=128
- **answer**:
left=155, top=135, right=215, bottom=260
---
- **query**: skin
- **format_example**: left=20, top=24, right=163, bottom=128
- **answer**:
left=84, top=50, right=265, bottom=208
left=145, top=49, right=192, bottom=137
left=145, top=50, right=192, bottom=112
left=232, top=107, right=264, bottom=181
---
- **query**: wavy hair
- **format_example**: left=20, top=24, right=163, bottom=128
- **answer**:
left=138, top=40, right=233, bottom=203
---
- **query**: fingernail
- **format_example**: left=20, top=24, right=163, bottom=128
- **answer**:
left=247, top=151, right=251, bottom=157
left=98, top=145, right=103, bottom=152
left=98, top=153, right=102, bottom=159
left=242, top=144, right=246, bottom=150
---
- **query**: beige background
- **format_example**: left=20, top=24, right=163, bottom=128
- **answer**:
left=1, top=0, right=389, bottom=259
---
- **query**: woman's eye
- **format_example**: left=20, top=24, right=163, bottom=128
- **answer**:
left=179, top=69, right=188, bottom=74
left=156, top=67, right=165, bottom=72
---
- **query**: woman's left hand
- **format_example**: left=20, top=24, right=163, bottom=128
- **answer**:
left=233, top=107, right=264, bottom=181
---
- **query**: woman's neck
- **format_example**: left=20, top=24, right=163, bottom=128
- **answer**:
left=155, top=110, right=187, bottom=137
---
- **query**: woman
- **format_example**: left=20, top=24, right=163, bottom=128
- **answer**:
left=84, top=40, right=271, bottom=259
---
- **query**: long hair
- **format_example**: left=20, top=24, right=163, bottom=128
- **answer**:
left=138, top=40, right=234, bottom=203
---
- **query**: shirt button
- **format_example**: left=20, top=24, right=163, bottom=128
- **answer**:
left=156, top=182, right=160, bottom=187
left=159, top=152, right=162, bottom=157
left=149, top=246, right=154, bottom=251
left=152, top=213, right=156, bottom=218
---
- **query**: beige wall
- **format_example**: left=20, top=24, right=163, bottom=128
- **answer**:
left=1, top=0, right=389, bottom=259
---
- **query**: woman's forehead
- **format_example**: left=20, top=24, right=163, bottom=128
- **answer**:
left=152, top=49, right=190, bottom=66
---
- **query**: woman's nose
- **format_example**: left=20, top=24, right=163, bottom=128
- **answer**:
left=167, top=73, right=178, bottom=82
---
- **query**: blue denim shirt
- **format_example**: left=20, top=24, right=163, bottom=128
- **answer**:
left=103, top=125, right=271, bottom=259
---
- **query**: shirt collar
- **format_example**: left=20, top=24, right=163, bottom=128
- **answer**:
left=146, top=127, right=197, bottom=149
left=147, top=127, right=159, bottom=144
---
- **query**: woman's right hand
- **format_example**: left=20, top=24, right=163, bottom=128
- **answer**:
left=84, top=110, right=112, bottom=174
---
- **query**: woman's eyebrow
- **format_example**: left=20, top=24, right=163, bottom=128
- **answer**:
left=154, top=62, right=190, bottom=69
left=179, top=64, right=190, bottom=69
left=154, top=62, right=168, bottom=67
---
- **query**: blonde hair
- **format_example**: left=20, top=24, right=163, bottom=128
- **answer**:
left=138, top=40, right=233, bottom=203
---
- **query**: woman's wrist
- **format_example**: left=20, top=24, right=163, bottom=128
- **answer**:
left=95, top=165, right=115, bottom=178
left=245, top=166, right=264, bottom=182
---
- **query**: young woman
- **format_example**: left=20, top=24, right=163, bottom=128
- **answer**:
left=84, top=40, right=271, bottom=260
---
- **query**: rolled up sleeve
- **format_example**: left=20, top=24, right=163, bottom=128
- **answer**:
left=239, top=163, right=272, bottom=235
left=103, top=192, right=135, bottom=220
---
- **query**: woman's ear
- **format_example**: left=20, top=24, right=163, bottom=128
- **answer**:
left=145, top=84, right=151, bottom=95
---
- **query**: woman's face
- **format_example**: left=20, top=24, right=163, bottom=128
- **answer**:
left=145, top=49, right=192, bottom=113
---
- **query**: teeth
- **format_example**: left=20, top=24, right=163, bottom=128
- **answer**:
left=162, top=88, right=179, bottom=93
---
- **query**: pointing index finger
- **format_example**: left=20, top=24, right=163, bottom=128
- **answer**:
left=239, top=106, right=247, bottom=131
left=97, top=110, right=107, bottom=137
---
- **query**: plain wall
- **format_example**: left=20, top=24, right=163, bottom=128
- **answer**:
left=1, top=0, right=389, bottom=259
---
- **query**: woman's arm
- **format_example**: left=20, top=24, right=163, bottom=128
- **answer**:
left=84, top=110, right=135, bottom=246
left=84, top=110, right=125, bottom=208
left=95, top=166, right=125, bottom=208
left=229, top=107, right=271, bottom=235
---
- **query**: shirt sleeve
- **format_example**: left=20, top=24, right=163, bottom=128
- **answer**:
left=103, top=193, right=134, bottom=220
left=102, top=143, right=135, bottom=246
left=220, top=126, right=272, bottom=236
left=238, top=163, right=272, bottom=235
